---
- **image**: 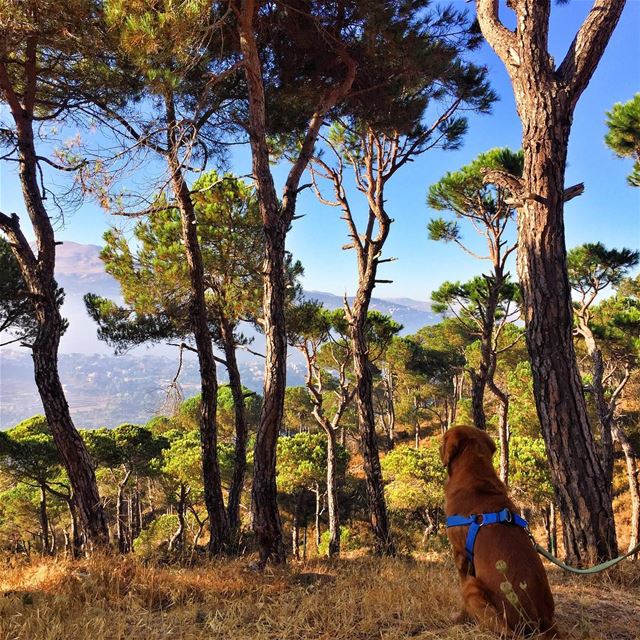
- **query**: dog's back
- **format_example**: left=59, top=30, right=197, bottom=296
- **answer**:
left=441, top=426, right=556, bottom=637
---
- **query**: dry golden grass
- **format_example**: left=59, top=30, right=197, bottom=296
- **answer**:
left=0, top=552, right=638, bottom=640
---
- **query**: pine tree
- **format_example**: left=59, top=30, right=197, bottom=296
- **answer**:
left=0, top=0, right=111, bottom=546
left=475, top=0, right=627, bottom=564
left=605, top=94, right=640, bottom=187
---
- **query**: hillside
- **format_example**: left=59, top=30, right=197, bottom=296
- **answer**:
left=0, top=242, right=440, bottom=429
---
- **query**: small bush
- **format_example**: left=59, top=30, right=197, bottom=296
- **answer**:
left=317, top=527, right=359, bottom=556
left=133, top=514, right=178, bottom=559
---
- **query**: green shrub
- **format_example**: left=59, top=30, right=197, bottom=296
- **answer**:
left=133, top=514, right=178, bottom=558
left=317, top=527, right=358, bottom=556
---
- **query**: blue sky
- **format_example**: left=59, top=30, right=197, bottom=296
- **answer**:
left=1, top=0, right=639, bottom=301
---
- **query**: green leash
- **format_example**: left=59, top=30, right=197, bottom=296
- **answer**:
left=533, top=539, right=640, bottom=575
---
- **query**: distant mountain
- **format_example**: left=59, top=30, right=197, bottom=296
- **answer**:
left=302, top=291, right=440, bottom=334
left=0, top=242, right=441, bottom=428
left=47, top=243, right=439, bottom=353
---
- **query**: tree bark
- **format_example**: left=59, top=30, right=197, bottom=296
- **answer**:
left=550, top=502, right=557, bottom=557
left=67, top=497, right=81, bottom=558
left=189, top=506, right=208, bottom=559
left=238, top=4, right=289, bottom=566
left=165, top=93, right=229, bottom=555
left=518, top=116, right=617, bottom=563
left=383, top=367, right=396, bottom=449
left=252, top=221, right=288, bottom=565
left=488, top=375, right=511, bottom=489
left=130, top=477, right=141, bottom=542
left=475, top=0, right=626, bottom=564
left=219, top=316, right=248, bottom=542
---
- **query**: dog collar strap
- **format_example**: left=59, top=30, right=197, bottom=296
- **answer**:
left=446, top=508, right=529, bottom=564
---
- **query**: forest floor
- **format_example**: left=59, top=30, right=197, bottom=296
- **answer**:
left=0, top=552, right=639, bottom=640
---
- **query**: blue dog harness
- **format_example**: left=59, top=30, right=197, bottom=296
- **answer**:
left=446, top=508, right=529, bottom=566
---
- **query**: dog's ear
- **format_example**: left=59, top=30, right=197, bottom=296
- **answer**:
left=440, top=428, right=465, bottom=468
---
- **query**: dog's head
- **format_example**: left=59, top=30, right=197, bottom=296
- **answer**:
left=440, top=425, right=496, bottom=471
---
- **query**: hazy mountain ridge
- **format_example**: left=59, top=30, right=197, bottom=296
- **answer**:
left=1, top=242, right=439, bottom=428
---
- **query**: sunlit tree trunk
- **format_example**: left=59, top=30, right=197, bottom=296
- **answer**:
left=117, top=469, right=132, bottom=554
left=613, top=424, right=640, bottom=557
left=476, top=0, right=626, bottom=563
left=292, top=490, right=304, bottom=561
left=325, top=426, right=341, bottom=557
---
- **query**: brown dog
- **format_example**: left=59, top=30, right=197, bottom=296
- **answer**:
left=441, top=425, right=557, bottom=637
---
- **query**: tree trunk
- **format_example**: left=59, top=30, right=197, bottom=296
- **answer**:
left=488, top=379, right=511, bottom=489
left=165, top=94, right=229, bottom=555
left=612, top=424, right=640, bottom=558
left=117, top=469, right=132, bottom=554
left=577, top=318, right=616, bottom=486
left=237, top=1, right=354, bottom=566
left=169, top=483, right=188, bottom=552
left=498, top=397, right=510, bottom=488
left=190, top=507, right=208, bottom=560
left=384, top=368, right=395, bottom=449
left=0, top=78, right=108, bottom=549
left=473, top=273, right=501, bottom=434
left=220, top=316, right=248, bottom=541
left=468, top=369, right=487, bottom=431
left=137, top=479, right=143, bottom=538
left=303, top=521, right=308, bottom=560
left=475, top=0, right=626, bottom=566
left=63, top=529, right=70, bottom=556
left=325, top=426, right=341, bottom=557
left=252, top=221, right=288, bottom=566
left=351, top=300, right=395, bottom=556
left=475, top=0, right=628, bottom=566
left=314, top=482, right=322, bottom=550
left=237, top=4, right=289, bottom=567
left=517, top=109, right=617, bottom=563
left=67, top=497, right=81, bottom=558
left=292, top=490, right=303, bottom=560
left=549, top=502, right=558, bottom=557
left=39, top=484, right=50, bottom=556
left=130, top=477, right=141, bottom=542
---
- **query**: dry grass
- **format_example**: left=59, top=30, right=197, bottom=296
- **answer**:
left=0, top=552, right=639, bottom=640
